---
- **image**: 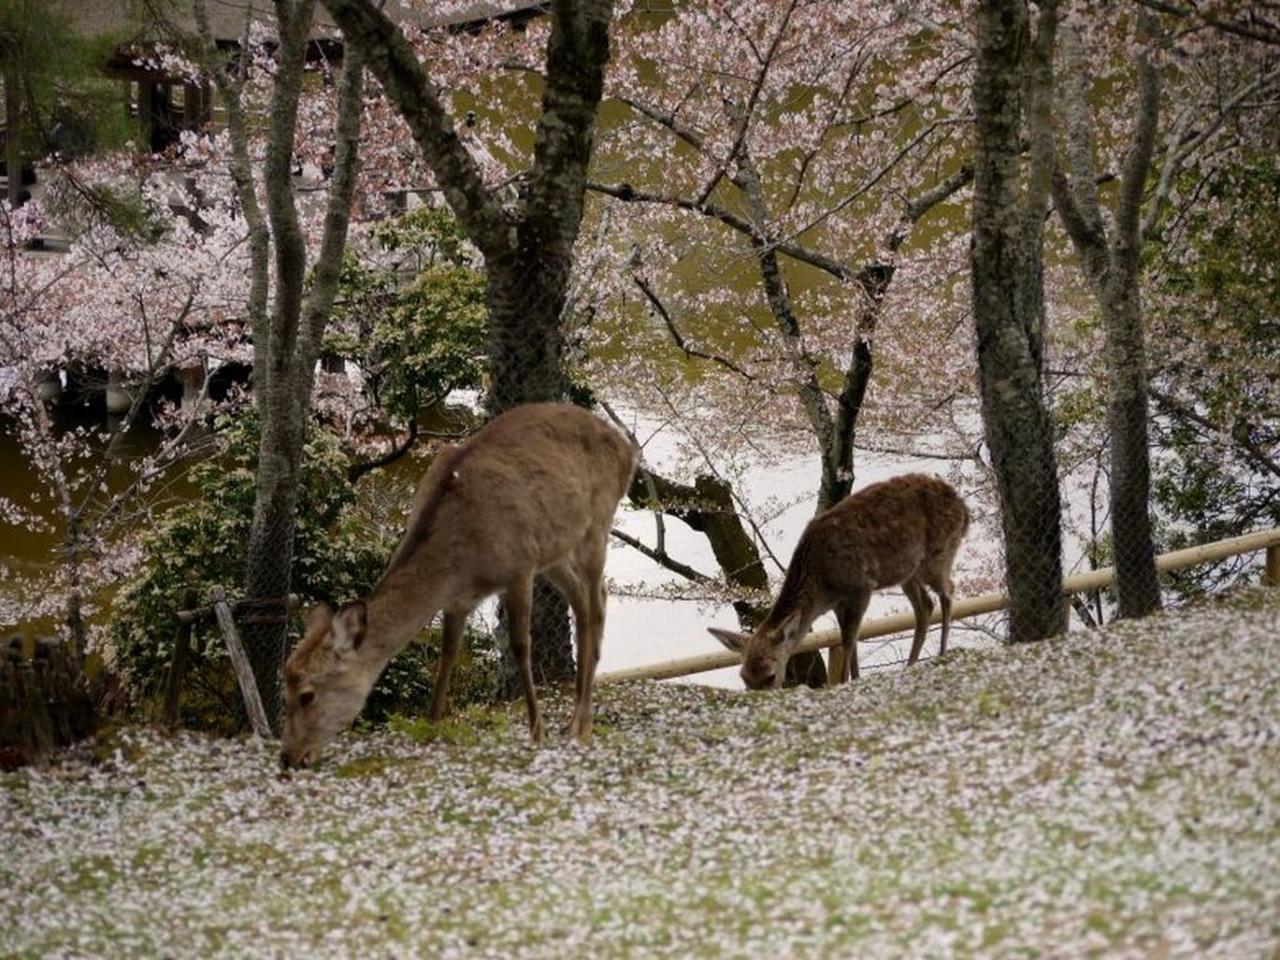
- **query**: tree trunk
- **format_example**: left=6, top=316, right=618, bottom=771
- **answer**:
left=485, top=259, right=570, bottom=414
left=4, top=61, right=23, bottom=209
left=321, top=0, right=614, bottom=693
left=971, top=0, right=1067, bottom=644
left=1102, top=277, right=1162, bottom=617
left=237, top=0, right=316, bottom=731
left=486, top=0, right=613, bottom=689
left=241, top=411, right=307, bottom=728
left=487, top=260, right=576, bottom=689
left=1051, top=15, right=1163, bottom=621
left=629, top=470, right=770, bottom=627
left=1102, top=14, right=1163, bottom=620
left=236, top=3, right=362, bottom=730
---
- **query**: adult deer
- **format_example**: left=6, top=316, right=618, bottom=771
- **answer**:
left=280, top=403, right=637, bottom=768
left=709, top=474, right=969, bottom=690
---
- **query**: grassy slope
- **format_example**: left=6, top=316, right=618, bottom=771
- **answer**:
left=3, top=590, right=1279, bottom=958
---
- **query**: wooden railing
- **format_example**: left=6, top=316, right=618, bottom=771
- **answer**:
left=596, top=527, right=1280, bottom=686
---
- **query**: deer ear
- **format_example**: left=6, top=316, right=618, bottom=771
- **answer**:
left=708, top=627, right=749, bottom=653
left=331, top=601, right=368, bottom=652
left=304, top=602, right=334, bottom=633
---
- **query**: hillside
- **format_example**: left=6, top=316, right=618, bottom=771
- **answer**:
left=3, top=590, right=1279, bottom=958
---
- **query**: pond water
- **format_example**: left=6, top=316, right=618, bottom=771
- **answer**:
left=0, top=394, right=987, bottom=688
left=605, top=411, right=991, bottom=687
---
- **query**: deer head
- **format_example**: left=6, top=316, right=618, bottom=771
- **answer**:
left=280, top=601, right=378, bottom=769
left=708, top=612, right=803, bottom=690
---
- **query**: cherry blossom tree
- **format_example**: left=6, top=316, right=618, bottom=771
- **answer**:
left=315, top=0, right=616, bottom=687
left=968, top=0, right=1068, bottom=644
left=192, top=0, right=366, bottom=725
left=593, top=0, right=975, bottom=509
left=0, top=161, right=252, bottom=650
left=1049, top=4, right=1280, bottom=618
left=565, top=0, right=987, bottom=677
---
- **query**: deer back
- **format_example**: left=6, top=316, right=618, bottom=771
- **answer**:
left=379, top=403, right=636, bottom=598
left=794, top=474, right=970, bottom=600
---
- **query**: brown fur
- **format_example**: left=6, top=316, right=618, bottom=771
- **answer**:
left=710, top=473, right=969, bottom=689
left=280, top=403, right=637, bottom=767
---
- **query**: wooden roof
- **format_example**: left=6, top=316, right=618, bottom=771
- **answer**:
left=52, top=1, right=545, bottom=44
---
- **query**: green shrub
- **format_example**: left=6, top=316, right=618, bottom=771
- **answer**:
left=108, top=412, right=495, bottom=731
left=324, top=206, right=488, bottom=424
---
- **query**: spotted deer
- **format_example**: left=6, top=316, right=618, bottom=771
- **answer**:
left=280, top=403, right=637, bottom=768
left=709, top=474, right=969, bottom=690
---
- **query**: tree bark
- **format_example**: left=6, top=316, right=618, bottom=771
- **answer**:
left=323, top=0, right=615, bottom=687
left=1101, top=273, right=1162, bottom=616
left=971, top=0, right=1067, bottom=644
left=485, top=260, right=570, bottom=412
left=1099, top=14, right=1163, bottom=618
left=233, top=1, right=364, bottom=728
left=628, top=470, right=770, bottom=625
left=1051, top=17, right=1163, bottom=619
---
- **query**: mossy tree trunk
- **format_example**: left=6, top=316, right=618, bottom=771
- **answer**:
left=198, top=0, right=365, bottom=729
left=322, top=0, right=615, bottom=687
left=970, top=0, right=1068, bottom=643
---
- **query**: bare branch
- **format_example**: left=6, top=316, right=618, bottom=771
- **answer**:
left=630, top=271, right=757, bottom=382
left=609, top=528, right=715, bottom=584
left=1130, top=0, right=1280, bottom=47
left=616, top=94, right=705, bottom=150
left=891, top=164, right=975, bottom=250
left=319, top=0, right=511, bottom=258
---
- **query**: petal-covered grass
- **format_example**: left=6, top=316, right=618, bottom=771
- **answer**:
left=3, top=589, right=1280, bottom=958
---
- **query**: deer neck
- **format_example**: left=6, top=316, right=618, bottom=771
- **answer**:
left=762, top=573, right=825, bottom=638
left=358, top=567, right=444, bottom=671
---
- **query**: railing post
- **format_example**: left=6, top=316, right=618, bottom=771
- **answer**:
left=159, top=587, right=198, bottom=729
left=1265, top=544, right=1280, bottom=588
left=827, top=646, right=846, bottom=687
left=210, top=586, right=272, bottom=739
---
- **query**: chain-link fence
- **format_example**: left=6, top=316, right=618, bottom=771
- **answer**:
left=221, top=201, right=582, bottom=732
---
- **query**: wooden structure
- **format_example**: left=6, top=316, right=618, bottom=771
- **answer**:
left=38, top=1, right=545, bottom=155
left=209, top=586, right=272, bottom=739
left=0, top=634, right=97, bottom=768
left=162, top=589, right=300, bottom=736
left=597, top=527, right=1280, bottom=686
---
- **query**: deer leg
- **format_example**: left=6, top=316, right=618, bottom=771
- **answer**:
left=573, top=567, right=608, bottom=741
left=938, top=575, right=954, bottom=656
left=427, top=610, right=466, bottom=722
left=593, top=583, right=606, bottom=668
left=543, top=560, right=593, bottom=740
left=505, top=576, right=543, bottom=744
left=904, top=579, right=934, bottom=665
left=834, top=591, right=871, bottom=684
left=568, top=536, right=609, bottom=741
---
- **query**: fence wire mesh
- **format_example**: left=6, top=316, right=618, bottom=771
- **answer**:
left=219, top=202, right=580, bottom=732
